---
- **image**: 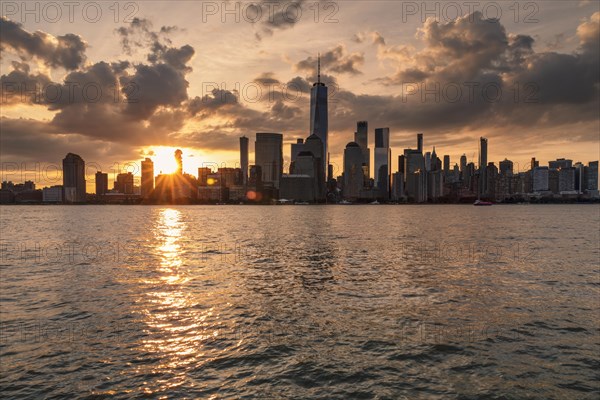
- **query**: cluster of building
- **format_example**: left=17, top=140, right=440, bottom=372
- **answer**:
left=1, top=57, right=598, bottom=204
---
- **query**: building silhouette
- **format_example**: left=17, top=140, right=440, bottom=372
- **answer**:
left=255, top=132, right=283, bottom=190
left=115, top=172, right=134, bottom=194
left=141, top=158, right=154, bottom=198
left=175, top=149, right=183, bottom=175
left=374, top=127, right=391, bottom=199
left=310, top=54, right=328, bottom=177
left=354, top=121, right=370, bottom=183
left=343, top=142, right=364, bottom=200
left=62, top=153, right=86, bottom=203
left=478, top=137, right=488, bottom=198
left=240, top=136, right=249, bottom=186
left=95, top=171, right=108, bottom=195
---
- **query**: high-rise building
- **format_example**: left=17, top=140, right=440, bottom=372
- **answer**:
left=197, top=167, right=212, bottom=186
left=424, top=152, right=431, bottom=171
left=303, top=134, right=326, bottom=200
left=443, top=155, right=450, bottom=178
left=549, top=158, right=572, bottom=169
left=398, top=155, right=405, bottom=175
left=240, top=136, right=249, bottom=185
left=404, top=148, right=425, bottom=202
left=310, top=55, right=328, bottom=176
left=478, top=137, right=488, bottom=197
left=249, top=165, right=262, bottom=188
left=485, top=162, right=498, bottom=198
left=62, top=153, right=86, bottom=203
left=95, top=171, right=108, bottom=195
left=175, top=149, right=183, bottom=175
left=531, top=157, right=539, bottom=170
left=141, top=158, right=154, bottom=198
left=460, top=154, right=467, bottom=175
left=343, top=142, right=364, bottom=200
left=574, top=162, right=585, bottom=193
left=499, top=159, right=513, bottom=176
left=255, top=132, right=283, bottom=189
left=548, top=168, right=559, bottom=194
left=417, top=133, right=423, bottom=154
left=558, top=167, right=576, bottom=192
left=374, top=128, right=391, bottom=198
left=431, top=147, right=441, bottom=171
left=354, top=121, right=370, bottom=181
left=115, top=172, right=134, bottom=194
left=532, top=166, right=549, bottom=192
left=585, top=161, right=598, bottom=191
left=291, top=138, right=305, bottom=163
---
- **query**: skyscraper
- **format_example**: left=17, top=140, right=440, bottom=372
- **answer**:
left=586, top=161, right=598, bottom=191
left=240, top=136, right=249, bottom=185
left=354, top=121, right=370, bottom=181
left=424, top=152, right=431, bottom=171
left=478, top=137, right=488, bottom=197
left=532, top=166, right=549, bottom=192
left=460, top=154, right=467, bottom=176
left=115, top=172, right=134, bottom=194
left=63, top=153, right=86, bottom=203
left=95, top=171, right=108, bottom=195
left=310, top=54, right=328, bottom=176
left=255, top=133, right=283, bottom=189
left=374, top=128, right=391, bottom=199
left=343, top=142, right=364, bottom=200
left=531, top=157, right=539, bottom=170
left=175, top=149, right=183, bottom=175
left=499, top=159, right=513, bottom=176
left=549, top=158, right=573, bottom=169
left=443, top=155, right=450, bottom=178
left=417, top=133, right=423, bottom=154
left=141, top=158, right=154, bottom=198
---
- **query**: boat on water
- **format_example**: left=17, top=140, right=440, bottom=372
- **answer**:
left=473, top=199, right=493, bottom=206
left=294, top=201, right=309, bottom=205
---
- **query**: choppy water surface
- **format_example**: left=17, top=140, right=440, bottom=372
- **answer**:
left=0, top=205, right=599, bottom=399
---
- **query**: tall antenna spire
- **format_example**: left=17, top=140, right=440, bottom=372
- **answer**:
left=317, top=52, right=321, bottom=84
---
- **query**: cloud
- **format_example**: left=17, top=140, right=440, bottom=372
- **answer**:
left=254, top=0, right=307, bottom=40
left=0, top=17, right=87, bottom=70
left=1, top=11, right=598, bottom=168
left=295, top=45, right=365, bottom=75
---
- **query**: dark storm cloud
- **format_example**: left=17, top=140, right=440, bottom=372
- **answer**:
left=295, top=45, right=364, bottom=75
left=0, top=17, right=87, bottom=70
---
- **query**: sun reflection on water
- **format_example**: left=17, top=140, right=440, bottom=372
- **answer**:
left=136, top=208, right=220, bottom=394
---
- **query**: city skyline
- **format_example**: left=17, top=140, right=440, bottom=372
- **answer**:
left=1, top=55, right=599, bottom=203
left=1, top=2, right=599, bottom=190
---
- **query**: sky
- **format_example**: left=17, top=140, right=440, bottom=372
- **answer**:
left=1, top=0, right=599, bottom=190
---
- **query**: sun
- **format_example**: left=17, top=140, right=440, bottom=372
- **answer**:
left=151, top=147, right=180, bottom=175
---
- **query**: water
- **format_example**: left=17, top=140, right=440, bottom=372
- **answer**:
left=0, top=205, right=598, bottom=399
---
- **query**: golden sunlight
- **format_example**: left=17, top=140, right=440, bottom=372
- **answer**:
left=151, top=147, right=181, bottom=175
